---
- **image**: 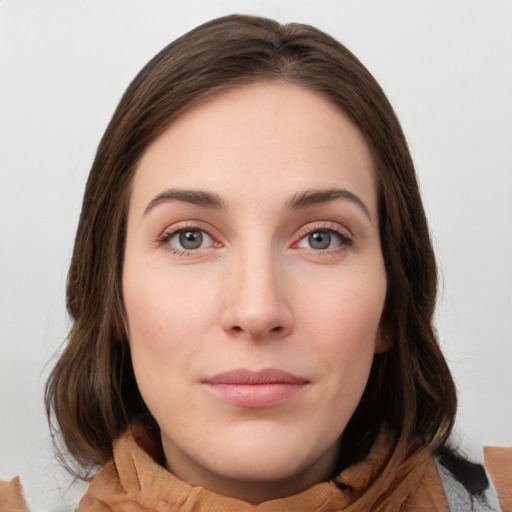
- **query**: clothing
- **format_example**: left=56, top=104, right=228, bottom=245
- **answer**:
left=2, top=426, right=511, bottom=511
left=435, top=459, right=502, bottom=511
left=0, top=477, right=28, bottom=512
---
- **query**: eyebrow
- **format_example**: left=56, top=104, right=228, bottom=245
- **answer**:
left=144, top=188, right=228, bottom=215
left=144, top=187, right=372, bottom=221
left=286, top=188, right=373, bottom=221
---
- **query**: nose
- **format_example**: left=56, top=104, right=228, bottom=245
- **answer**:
left=221, top=245, right=294, bottom=341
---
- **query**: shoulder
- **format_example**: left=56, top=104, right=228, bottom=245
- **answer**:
left=0, top=477, right=29, bottom=512
left=435, top=446, right=512, bottom=512
left=484, top=446, right=512, bottom=512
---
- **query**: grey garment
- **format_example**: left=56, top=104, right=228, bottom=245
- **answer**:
left=435, top=457, right=502, bottom=512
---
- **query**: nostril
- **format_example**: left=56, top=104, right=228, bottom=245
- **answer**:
left=228, top=324, right=288, bottom=337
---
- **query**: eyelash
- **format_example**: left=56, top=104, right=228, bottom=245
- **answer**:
left=157, top=223, right=352, bottom=256
left=294, top=224, right=353, bottom=252
left=157, top=223, right=218, bottom=256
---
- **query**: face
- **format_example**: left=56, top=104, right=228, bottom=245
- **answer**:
left=123, top=82, right=387, bottom=503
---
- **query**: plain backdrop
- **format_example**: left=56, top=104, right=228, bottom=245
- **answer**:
left=1, top=1, right=511, bottom=510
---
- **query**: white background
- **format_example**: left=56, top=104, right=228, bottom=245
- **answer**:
left=1, top=1, right=511, bottom=510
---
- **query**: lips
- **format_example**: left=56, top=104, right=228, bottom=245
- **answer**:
left=201, top=369, right=309, bottom=408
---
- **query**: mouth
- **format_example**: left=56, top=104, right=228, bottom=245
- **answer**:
left=201, top=368, right=310, bottom=408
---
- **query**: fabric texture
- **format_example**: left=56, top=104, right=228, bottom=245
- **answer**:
left=3, top=428, right=510, bottom=512
left=77, top=425, right=450, bottom=512
left=435, top=458, right=502, bottom=512
left=484, top=446, right=512, bottom=512
left=0, top=477, right=29, bottom=512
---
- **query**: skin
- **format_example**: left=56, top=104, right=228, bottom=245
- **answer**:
left=123, top=82, right=388, bottom=503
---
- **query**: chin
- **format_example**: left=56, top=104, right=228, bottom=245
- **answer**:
left=218, top=449, right=301, bottom=481
left=207, top=427, right=336, bottom=485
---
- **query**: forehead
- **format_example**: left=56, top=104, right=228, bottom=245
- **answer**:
left=132, top=82, right=376, bottom=213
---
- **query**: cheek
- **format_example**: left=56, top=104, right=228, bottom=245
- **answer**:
left=297, top=271, right=386, bottom=398
left=124, top=264, right=216, bottom=346
left=301, top=273, right=386, bottom=348
left=123, top=275, right=196, bottom=423
left=122, top=264, right=218, bottom=404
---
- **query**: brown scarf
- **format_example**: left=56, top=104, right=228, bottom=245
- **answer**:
left=78, top=425, right=449, bottom=511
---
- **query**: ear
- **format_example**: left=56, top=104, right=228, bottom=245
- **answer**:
left=375, top=324, right=393, bottom=354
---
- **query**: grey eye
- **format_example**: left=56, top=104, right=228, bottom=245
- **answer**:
left=179, top=230, right=203, bottom=249
left=308, top=231, right=332, bottom=249
left=167, top=229, right=213, bottom=251
left=296, top=228, right=350, bottom=251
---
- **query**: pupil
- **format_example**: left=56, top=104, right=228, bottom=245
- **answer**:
left=179, top=230, right=203, bottom=249
left=309, top=231, right=331, bottom=249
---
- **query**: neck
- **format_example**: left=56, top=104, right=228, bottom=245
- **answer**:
left=163, top=441, right=338, bottom=504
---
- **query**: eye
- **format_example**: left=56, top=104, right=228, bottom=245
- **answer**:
left=296, top=229, right=350, bottom=250
left=165, top=229, right=214, bottom=252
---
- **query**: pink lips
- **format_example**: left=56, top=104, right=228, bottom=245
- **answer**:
left=202, top=369, right=309, bottom=408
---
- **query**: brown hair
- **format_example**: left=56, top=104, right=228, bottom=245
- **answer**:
left=46, top=13, right=456, bottom=491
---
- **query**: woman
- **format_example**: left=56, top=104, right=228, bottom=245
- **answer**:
left=1, top=14, right=510, bottom=511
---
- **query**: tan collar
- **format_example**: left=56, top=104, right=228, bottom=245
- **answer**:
left=79, top=425, right=446, bottom=511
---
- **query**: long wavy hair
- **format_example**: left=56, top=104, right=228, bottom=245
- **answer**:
left=46, top=13, right=457, bottom=498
